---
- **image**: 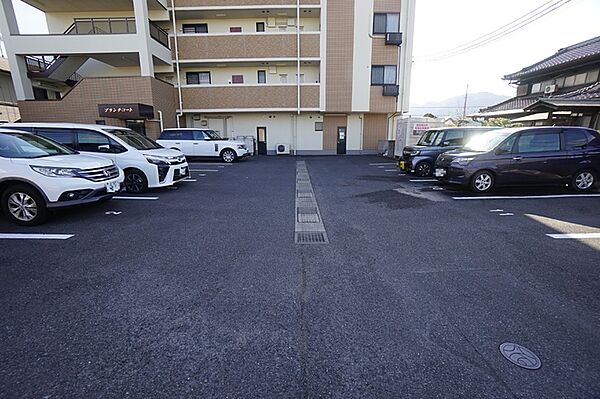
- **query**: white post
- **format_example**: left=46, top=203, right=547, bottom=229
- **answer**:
left=0, top=1, right=34, bottom=100
left=133, top=0, right=155, bottom=76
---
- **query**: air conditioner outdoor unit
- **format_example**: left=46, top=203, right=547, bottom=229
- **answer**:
left=544, top=84, right=557, bottom=94
left=276, top=143, right=290, bottom=155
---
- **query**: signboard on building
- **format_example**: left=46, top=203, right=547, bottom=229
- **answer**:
left=412, top=122, right=430, bottom=135
left=98, top=103, right=154, bottom=119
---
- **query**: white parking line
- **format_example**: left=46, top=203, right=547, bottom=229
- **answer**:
left=112, top=196, right=159, bottom=200
left=453, top=194, right=600, bottom=200
left=410, top=179, right=437, bottom=182
left=499, top=213, right=514, bottom=216
left=547, top=233, right=600, bottom=239
left=369, top=162, right=396, bottom=166
left=190, top=169, right=220, bottom=172
left=0, top=233, right=74, bottom=240
left=385, top=169, right=397, bottom=172
left=490, top=209, right=504, bottom=212
left=188, top=162, right=232, bottom=166
left=184, top=179, right=198, bottom=182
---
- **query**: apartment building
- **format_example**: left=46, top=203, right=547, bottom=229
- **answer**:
left=0, top=0, right=415, bottom=154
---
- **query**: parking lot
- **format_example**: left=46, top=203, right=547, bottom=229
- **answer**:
left=1, top=155, right=600, bottom=398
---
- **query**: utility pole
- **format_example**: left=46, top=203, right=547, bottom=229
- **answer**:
left=462, top=84, right=469, bottom=120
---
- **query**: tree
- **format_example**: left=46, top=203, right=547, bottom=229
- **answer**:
left=482, top=118, right=518, bottom=127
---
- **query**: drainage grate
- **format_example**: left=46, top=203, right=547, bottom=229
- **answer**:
left=499, top=343, right=542, bottom=370
left=297, top=191, right=313, bottom=198
left=297, top=207, right=320, bottom=223
left=295, top=231, right=328, bottom=244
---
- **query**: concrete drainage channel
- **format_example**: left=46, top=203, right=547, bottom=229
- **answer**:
left=295, top=161, right=329, bottom=245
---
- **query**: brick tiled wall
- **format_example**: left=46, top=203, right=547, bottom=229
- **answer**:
left=175, top=34, right=320, bottom=60
left=363, top=113, right=388, bottom=150
left=323, top=115, right=347, bottom=150
left=18, top=77, right=177, bottom=139
left=325, top=0, right=355, bottom=113
left=374, top=0, right=402, bottom=12
left=182, top=85, right=319, bottom=109
left=174, top=0, right=320, bottom=6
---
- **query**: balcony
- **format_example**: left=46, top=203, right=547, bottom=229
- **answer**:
left=174, top=33, right=319, bottom=61
left=173, top=0, right=320, bottom=6
left=181, top=85, right=320, bottom=110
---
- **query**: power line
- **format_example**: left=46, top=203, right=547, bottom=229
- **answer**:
left=415, top=0, right=574, bottom=62
left=416, top=0, right=559, bottom=59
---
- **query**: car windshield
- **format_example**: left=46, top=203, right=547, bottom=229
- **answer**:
left=464, top=130, right=515, bottom=152
left=205, top=130, right=223, bottom=140
left=417, top=130, right=444, bottom=146
left=0, top=132, right=76, bottom=158
left=105, top=129, right=162, bottom=150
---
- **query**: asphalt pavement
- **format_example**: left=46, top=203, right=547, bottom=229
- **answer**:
left=1, top=156, right=599, bottom=398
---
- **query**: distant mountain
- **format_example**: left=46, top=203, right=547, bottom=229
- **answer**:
left=410, top=92, right=511, bottom=118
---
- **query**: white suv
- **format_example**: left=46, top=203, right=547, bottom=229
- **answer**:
left=3, top=123, right=189, bottom=193
left=157, top=128, right=251, bottom=163
left=0, top=129, right=124, bottom=226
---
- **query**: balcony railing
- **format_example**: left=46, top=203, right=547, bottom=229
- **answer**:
left=174, top=33, right=320, bottom=60
left=149, top=21, right=170, bottom=48
left=64, top=17, right=136, bottom=35
left=61, top=17, right=169, bottom=49
left=181, top=85, right=320, bottom=110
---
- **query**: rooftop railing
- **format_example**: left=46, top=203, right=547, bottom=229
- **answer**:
left=62, top=17, right=169, bottom=48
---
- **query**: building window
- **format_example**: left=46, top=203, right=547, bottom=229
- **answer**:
left=257, top=70, right=267, bottom=84
left=231, top=75, right=244, bottom=84
left=373, top=13, right=400, bottom=34
left=531, top=83, right=542, bottom=94
left=229, top=27, right=242, bottom=33
left=315, top=122, right=323, bottom=131
left=371, top=65, right=397, bottom=85
left=182, top=24, right=208, bottom=33
left=256, top=22, right=265, bottom=32
left=186, top=72, right=211, bottom=85
left=296, top=73, right=305, bottom=83
left=586, top=69, right=599, bottom=83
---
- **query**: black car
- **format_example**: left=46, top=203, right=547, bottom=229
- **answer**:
left=400, top=127, right=499, bottom=177
left=435, top=126, right=600, bottom=193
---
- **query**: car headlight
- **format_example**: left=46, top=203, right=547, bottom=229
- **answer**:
left=145, top=155, right=170, bottom=165
left=453, top=157, right=474, bottom=166
left=410, top=150, right=421, bottom=156
left=31, top=166, right=80, bottom=177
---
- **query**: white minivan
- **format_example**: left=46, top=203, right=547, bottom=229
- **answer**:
left=157, top=128, right=251, bottom=163
left=0, top=129, right=124, bottom=225
left=3, top=123, right=188, bottom=193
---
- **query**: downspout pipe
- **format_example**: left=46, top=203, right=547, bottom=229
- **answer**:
left=171, top=0, right=183, bottom=128
left=295, top=0, right=301, bottom=155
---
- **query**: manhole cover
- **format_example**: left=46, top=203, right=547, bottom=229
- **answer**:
left=499, top=343, right=541, bottom=370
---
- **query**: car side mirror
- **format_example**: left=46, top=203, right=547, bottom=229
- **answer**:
left=98, top=144, right=111, bottom=152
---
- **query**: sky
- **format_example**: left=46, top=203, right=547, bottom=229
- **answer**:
left=410, top=0, right=600, bottom=105
left=7, top=0, right=600, bottom=106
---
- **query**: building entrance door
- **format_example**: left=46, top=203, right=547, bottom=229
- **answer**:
left=126, top=120, right=146, bottom=136
left=257, top=127, right=267, bottom=155
left=337, top=126, right=347, bottom=155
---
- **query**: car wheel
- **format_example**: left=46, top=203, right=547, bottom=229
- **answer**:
left=124, top=169, right=148, bottom=194
left=1, top=184, right=48, bottom=226
left=470, top=170, right=495, bottom=193
left=221, top=149, right=237, bottom=163
left=572, top=170, right=596, bottom=192
left=414, top=161, right=432, bottom=177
